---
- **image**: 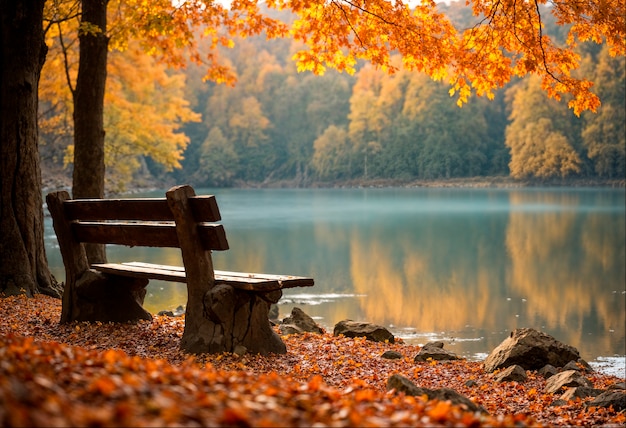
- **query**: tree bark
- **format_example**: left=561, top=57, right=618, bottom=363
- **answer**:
left=72, top=0, right=109, bottom=264
left=0, top=0, right=62, bottom=297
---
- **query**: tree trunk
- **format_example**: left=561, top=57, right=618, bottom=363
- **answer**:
left=0, top=0, right=62, bottom=297
left=72, top=0, right=109, bottom=264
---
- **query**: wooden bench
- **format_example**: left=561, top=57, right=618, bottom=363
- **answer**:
left=46, top=184, right=313, bottom=354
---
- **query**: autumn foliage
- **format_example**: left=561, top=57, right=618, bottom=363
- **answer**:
left=1, top=294, right=624, bottom=426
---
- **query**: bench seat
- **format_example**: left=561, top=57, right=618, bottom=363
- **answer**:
left=92, top=261, right=315, bottom=291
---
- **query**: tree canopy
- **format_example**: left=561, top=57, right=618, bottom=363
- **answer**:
left=275, top=0, right=625, bottom=115
left=39, top=0, right=626, bottom=187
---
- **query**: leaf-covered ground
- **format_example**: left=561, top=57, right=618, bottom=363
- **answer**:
left=1, top=295, right=624, bottom=427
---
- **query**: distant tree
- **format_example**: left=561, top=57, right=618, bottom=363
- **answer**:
left=195, top=127, right=239, bottom=186
left=312, top=125, right=352, bottom=180
left=506, top=76, right=583, bottom=179
left=581, top=45, right=626, bottom=178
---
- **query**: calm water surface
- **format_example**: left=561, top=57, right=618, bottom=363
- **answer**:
left=45, top=188, right=626, bottom=374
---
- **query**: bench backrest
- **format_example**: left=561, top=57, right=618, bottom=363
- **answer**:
left=51, top=194, right=229, bottom=251
left=46, top=186, right=230, bottom=291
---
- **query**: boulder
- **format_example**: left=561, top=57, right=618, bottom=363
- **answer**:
left=279, top=324, right=303, bottom=335
left=333, top=320, right=394, bottom=343
left=387, top=374, right=487, bottom=414
left=559, top=387, right=603, bottom=401
left=157, top=305, right=185, bottom=317
left=538, top=364, right=558, bottom=379
left=562, top=359, right=593, bottom=373
left=586, top=391, right=626, bottom=411
left=381, top=350, right=404, bottom=360
left=494, top=365, right=527, bottom=383
left=483, top=328, right=580, bottom=372
left=545, top=370, right=592, bottom=394
left=281, top=307, right=324, bottom=334
left=414, top=341, right=460, bottom=362
left=465, top=380, right=479, bottom=388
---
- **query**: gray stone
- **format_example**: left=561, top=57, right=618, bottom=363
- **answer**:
left=334, top=320, right=394, bottom=343
left=279, top=324, right=303, bottom=335
left=386, top=374, right=487, bottom=414
left=586, top=391, right=626, bottom=411
left=494, top=365, right=527, bottom=383
left=538, top=364, right=558, bottom=379
left=562, top=359, right=593, bottom=373
left=281, top=307, right=324, bottom=334
left=465, top=380, right=479, bottom=388
left=559, top=387, right=603, bottom=401
left=483, top=328, right=580, bottom=372
left=414, top=341, right=460, bottom=362
left=545, top=370, right=593, bottom=394
left=158, top=305, right=185, bottom=317
left=381, top=350, right=404, bottom=360
left=387, top=373, right=425, bottom=396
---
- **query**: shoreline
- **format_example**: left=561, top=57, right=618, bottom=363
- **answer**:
left=42, top=175, right=626, bottom=195
left=237, top=176, right=626, bottom=190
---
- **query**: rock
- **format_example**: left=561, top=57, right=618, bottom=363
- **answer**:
left=586, top=391, right=626, bottom=411
left=562, top=359, right=593, bottom=373
left=559, top=387, right=603, bottom=401
left=381, top=350, right=404, bottom=360
left=158, top=305, right=185, bottom=317
left=414, top=341, right=460, bottom=362
left=483, top=328, right=580, bottom=372
left=545, top=370, right=593, bottom=394
left=386, top=374, right=487, bottom=414
left=494, top=365, right=527, bottom=383
left=387, top=373, right=425, bottom=396
left=282, top=307, right=324, bottom=334
left=465, top=380, right=479, bottom=388
left=538, top=364, right=558, bottom=379
left=550, top=399, right=568, bottom=407
left=279, top=324, right=303, bottom=335
left=334, top=320, right=394, bottom=343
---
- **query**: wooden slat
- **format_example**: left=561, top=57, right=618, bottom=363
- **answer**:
left=63, top=195, right=221, bottom=222
left=92, top=263, right=281, bottom=291
left=72, top=222, right=229, bottom=251
left=126, top=262, right=314, bottom=289
left=91, top=262, right=314, bottom=291
left=92, top=262, right=187, bottom=283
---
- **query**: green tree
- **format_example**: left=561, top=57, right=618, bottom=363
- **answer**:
left=506, top=76, right=583, bottom=179
left=195, top=127, right=239, bottom=186
left=581, top=45, right=626, bottom=178
left=312, top=125, right=351, bottom=180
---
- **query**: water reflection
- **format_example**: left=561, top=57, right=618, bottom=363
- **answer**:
left=506, top=191, right=625, bottom=359
left=44, top=188, right=625, bottom=364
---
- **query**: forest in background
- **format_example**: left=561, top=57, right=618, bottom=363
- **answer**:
left=38, top=1, right=626, bottom=192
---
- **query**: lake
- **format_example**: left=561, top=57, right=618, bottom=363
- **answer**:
left=44, top=187, right=626, bottom=374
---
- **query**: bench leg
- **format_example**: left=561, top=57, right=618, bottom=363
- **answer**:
left=62, top=270, right=152, bottom=323
left=181, top=283, right=286, bottom=355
